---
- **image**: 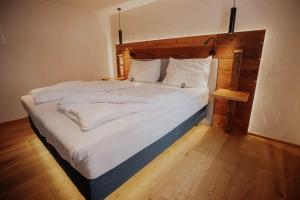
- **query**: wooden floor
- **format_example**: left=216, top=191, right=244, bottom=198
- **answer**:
left=0, top=119, right=300, bottom=200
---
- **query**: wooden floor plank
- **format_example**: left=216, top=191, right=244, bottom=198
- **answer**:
left=0, top=119, right=299, bottom=200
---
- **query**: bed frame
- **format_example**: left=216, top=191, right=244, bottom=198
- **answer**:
left=25, top=30, right=266, bottom=200
left=26, top=31, right=268, bottom=200
left=27, top=35, right=220, bottom=200
left=29, top=106, right=206, bottom=200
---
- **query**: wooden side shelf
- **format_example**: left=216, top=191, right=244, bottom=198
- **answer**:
left=213, top=89, right=249, bottom=102
left=213, top=89, right=250, bottom=132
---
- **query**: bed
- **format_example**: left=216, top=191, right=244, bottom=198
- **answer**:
left=21, top=60, right=218, bottom=200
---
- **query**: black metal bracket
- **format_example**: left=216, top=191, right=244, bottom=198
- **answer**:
left=204, top=37, right=217, bottom=56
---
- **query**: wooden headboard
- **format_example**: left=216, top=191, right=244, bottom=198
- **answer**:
left=115, top=30, right=265, bottom=131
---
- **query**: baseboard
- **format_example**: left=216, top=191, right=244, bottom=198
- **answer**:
left=248, top=132, right=300, bottom=149
left=0, top=117, right=28, bottom=127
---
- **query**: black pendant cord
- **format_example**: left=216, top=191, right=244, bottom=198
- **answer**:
left=118, top=8, right=121, bottom=30
left=229, top=0, right=237, bottom=34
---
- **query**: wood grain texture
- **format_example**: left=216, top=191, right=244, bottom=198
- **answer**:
left=213, top=89, right=249, bottom=102
left=0, top=119, right=299, bottom=200
left=116, top=30, right=265, bottom=131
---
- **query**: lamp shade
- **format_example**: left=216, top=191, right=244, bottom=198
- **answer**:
left=229, top=7, right=236, bottom=33
left=118, top=30, right=123, bottom=44
left=228, top=0, right=237, bottom=34
left=117, top=8, right=123, bottom=44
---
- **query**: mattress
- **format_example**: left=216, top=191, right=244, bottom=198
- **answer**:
left=21, top=82, right=209, bottom=179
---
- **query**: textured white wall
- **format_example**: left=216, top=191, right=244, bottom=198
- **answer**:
left=0, top=0, right=109, bottom=122
left=110, top=0, right=300, bottom=145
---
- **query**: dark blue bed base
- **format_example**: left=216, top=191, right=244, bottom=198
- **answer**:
left=29, top=106, right=206, bottom=200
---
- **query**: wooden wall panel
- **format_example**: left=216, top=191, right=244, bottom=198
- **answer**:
left=116, top=30, right=265, bottom=131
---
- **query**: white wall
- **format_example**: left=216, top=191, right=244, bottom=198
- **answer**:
left=0, top=0, right=109, bottom=122
left=110, top=0, right=300, bottom=145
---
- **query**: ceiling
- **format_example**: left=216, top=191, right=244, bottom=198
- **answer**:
left=45, top=0, right=130, bottom=11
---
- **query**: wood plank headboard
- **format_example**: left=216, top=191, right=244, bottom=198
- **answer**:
left=115, top=30, right=266, bottom=131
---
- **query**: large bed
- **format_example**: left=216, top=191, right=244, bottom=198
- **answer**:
left=21, top=59, right=218, bottom=200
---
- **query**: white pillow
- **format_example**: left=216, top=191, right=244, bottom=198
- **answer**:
left=163, top=57, right=212, bottom=88
left=162, top=70, right=208, bottom=88
left=128, top=59, right=161, bottom=83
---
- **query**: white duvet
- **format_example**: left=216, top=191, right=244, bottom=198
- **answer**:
left=22, top=83, right=209, bottom=179
left=30, top=80, right=133, bottom=104
left=57, top=85, right=182, bottom=131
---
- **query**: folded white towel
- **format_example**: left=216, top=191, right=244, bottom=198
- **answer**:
left=57, top=103, right=146, bottom=131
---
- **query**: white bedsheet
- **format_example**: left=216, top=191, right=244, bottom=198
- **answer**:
left=21, top=83, right=208, bottom=179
